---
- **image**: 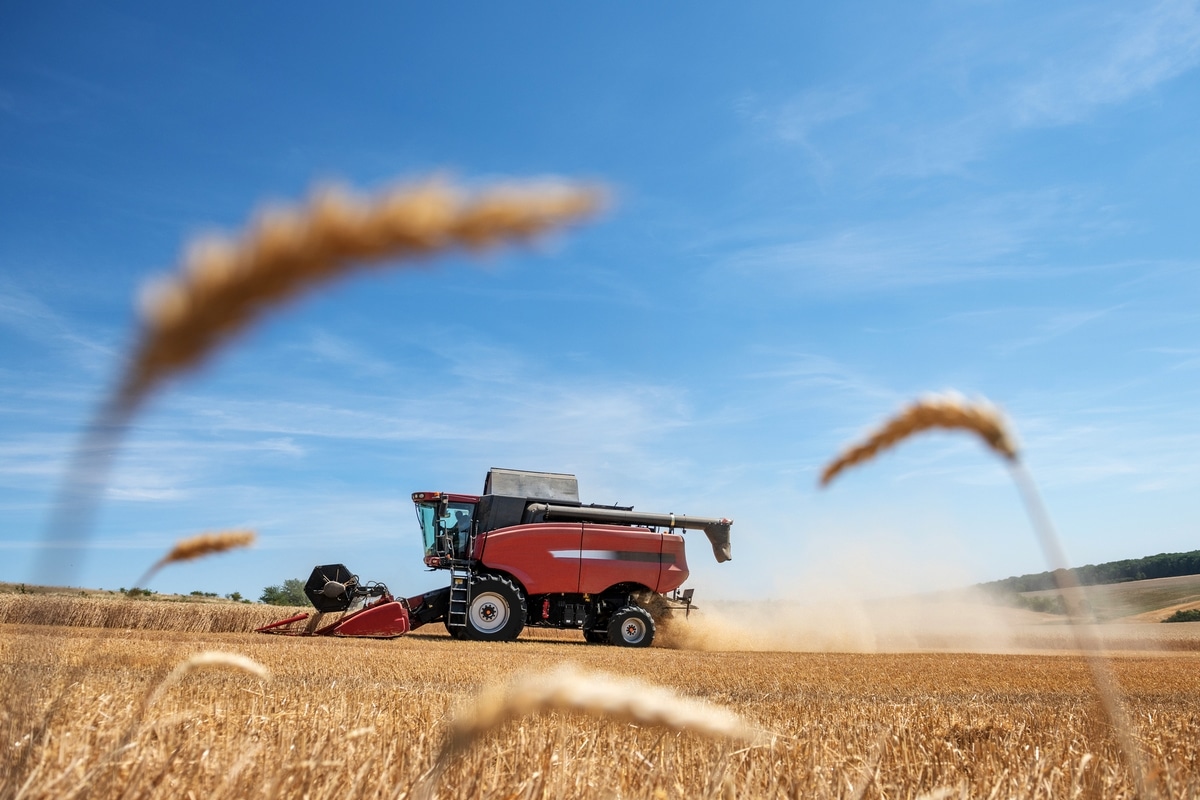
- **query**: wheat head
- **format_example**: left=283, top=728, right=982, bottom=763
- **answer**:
left=122, top=651, right=270, bottom=758
left=159, top=529, right=256, bottom=565
left=820, top=392, right=1018, bottom=487
left=133, top=529, right=255, bottom=589
left=116, top=178, right=604, bottom=415
left=148, top=650, right=270, bottom=705
left=430, top=664, right=758, bottom=782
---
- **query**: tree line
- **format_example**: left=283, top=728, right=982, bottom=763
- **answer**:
left=980, top=549, right=1200, bottom=594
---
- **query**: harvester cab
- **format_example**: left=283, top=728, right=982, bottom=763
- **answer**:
left=258, top=468, right=733, bottom=647
left=412, top=491, right=478, bottom=565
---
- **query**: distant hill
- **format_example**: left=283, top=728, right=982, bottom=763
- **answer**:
left=980, top=550, right=1200, bottom=594
left=977, top=551, right=1200, bottom=623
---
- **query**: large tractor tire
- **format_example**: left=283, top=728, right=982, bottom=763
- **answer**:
left=464, top=574, right=526, bottom=642
left=607, top=605, right=655, bottom=648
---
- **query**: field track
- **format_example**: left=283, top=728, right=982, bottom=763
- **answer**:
left=3, top=608, right=1200, bottom=799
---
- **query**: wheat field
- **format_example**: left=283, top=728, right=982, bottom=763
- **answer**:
left=3, top=599, right=1199, bottom=799
left=13, top=178, right=1197, bottom=797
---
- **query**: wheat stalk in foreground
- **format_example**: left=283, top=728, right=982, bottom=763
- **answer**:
left=418, top=664, right=759, bottom=798
left=141, top=650, right=270, bottom=713
left=820, top=392, right=1017, bottom=487
left=133, top=529, right=255, bottom=589
left=39, top=176, right=603, bottom=589
left=818, top=391, right=1154, bottom=798
left=73, top=650, right=272, bottom=796
left=117, top=178, right=604, bottom=416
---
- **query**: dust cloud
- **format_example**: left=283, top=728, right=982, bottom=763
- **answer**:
left=658, top=590, right=1056, bottom=653
left=658, top=534, right=1139, bottom=653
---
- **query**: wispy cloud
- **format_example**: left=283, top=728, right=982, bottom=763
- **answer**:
left=895, top=1, right=1200, bottom=174
left=0, top=282, right=118, bottom=370
left=744, top=351, right=899, bottom=407
left=711, top=190, right=1098, bottom=293
left=747, top=1, right=1200, bottom=178
left=992, top=306, right=1122, bottom=355
left=297, top=330, right=396, bottom=377
left=736, top=86, right=871, bottom=176
left=1009, top=0, right=1200, bottom=127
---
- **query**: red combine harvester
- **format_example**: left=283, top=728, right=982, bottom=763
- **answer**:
left=258, top=468, right=733, bottom=647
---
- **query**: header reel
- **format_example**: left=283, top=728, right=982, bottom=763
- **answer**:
left=304, top=563, right=390, bottom=613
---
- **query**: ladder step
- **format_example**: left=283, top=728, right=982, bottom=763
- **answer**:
left=447, top=572, right=471, bottom=628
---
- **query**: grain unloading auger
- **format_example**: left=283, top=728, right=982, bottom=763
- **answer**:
left=257, top=468, right=733, bottom=647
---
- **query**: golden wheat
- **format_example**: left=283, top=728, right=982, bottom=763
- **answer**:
left=420, top=663, right=761, bottom=798
left=142, top=650, right=269, bottom=713
left=116, top=178, right=603, bottom=415
left=157, top=529, right=256, bottom=565
left=5, top=628, right=1198, bottom=799
left=132, top=529, right=256, bottom=589
left=443, top=663, right=758, bottom=756
left=818, top=392, right=1155, bottom=797
left=0, top=593, right=299, bottom=632
left=820, top=392, right=1018, bottom=487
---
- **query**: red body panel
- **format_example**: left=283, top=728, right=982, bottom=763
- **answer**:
left=477, top=522, right=583, bottom=594
left=478, top=522, right=690, bottom=595
left=658, top=533, right=689, bottom=594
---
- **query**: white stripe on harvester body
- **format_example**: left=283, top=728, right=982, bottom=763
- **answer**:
left=550, top=549, right=620, bottom=560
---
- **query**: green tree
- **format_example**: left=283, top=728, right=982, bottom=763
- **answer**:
left=259, top=578, right=308, bottom=606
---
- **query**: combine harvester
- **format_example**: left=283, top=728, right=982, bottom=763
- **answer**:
left=258, top=468, right=733, bottom=647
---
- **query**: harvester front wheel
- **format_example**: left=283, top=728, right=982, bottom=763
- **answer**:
left=608, top=605, right=654, bottom=647
left=465, top=575, right=526, bottom=642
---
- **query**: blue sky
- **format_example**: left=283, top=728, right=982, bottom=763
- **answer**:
left=2, top=2, right=1199, bottom=602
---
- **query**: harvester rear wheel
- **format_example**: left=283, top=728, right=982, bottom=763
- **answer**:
left=464, top=574, right=526, bottom=642
left=607, top=605, right=654, bottom=647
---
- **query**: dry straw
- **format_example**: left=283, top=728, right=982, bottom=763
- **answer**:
left=141, top=650, right=270, bottom=714
left=820, top=392, right=1017, bottom=487
left=818, top=390, right=1154, bottom=798
left=117, top=178, right=604, bottom=416
left=78, top=650, right=272, bottom=795
left=419, top=664, right=759, bottom=797
left=134, top=529, right=255, bottom=589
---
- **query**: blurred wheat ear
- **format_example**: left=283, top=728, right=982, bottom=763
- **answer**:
left=142, top=650, right=269, bottom=713
left=417, top=664, right=759, bottom=799
left=818, top=391, right=1154, bottom=798
left=820, top=391, right=1016, bottom=486
left=133, top=529, right=255, bottom=589
left=38, top=176, right=604, bottom=588
left=118, top=178, right=605, bottom=417
left=75, top=650, right=272, bottom=795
